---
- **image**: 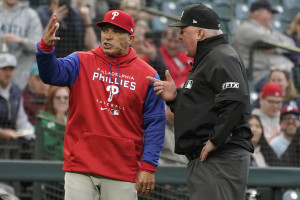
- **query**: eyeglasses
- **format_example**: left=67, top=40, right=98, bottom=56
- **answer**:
left=264, top=98, right=282, bottom=105
left=281, top=114, right=300, bottom=121
left=54, top=96, right=69, bottom=101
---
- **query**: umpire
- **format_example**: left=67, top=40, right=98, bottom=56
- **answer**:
left=147, top=4, right=254, bottom=200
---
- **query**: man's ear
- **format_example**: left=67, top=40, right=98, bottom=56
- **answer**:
left=197, top=28, right=204, bottom=40
left=128, top=34, right=135, bottom=44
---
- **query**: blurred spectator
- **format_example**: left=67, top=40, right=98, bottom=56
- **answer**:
left=285, top=12, right=300, bottom=65
left=159, top=27, right=193, bottom=88
left=269, top=105, right=300, bottom=167
left=22, top=63, right=50, bottom=125
left=252, top=67, right=300, bottom=110
left=71, top=0, right=96, bottom=21
left=38, top=86, right=69, bottom=160
left=120, top=0, right=141, bottom=22
left=131, top=19, right=167, bottom=80
left=0, top=0, right=43, bottom=89
left=36, top=0, right=97, bottom=58
left=232, top=0, right=295, bottom=92
left=77, top=4, right=98, bottom=50
left=93, top=0, right=109, bottom=23
left=159, top=105, right=188, bottom=165
left=0, top=53, right=33, bottom=141
left=120, top=0, right=153, bottom=31
left=252, top=82, right=283, bottom=142
left=0, top=182, right=19, bottom=200
left=249, top=114, right=277, bottom=167
left=71, top=0, right=108, bottom=43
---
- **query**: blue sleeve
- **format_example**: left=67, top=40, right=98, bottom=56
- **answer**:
left=36, top=42, right=80, bottom=86
left=141, top=73, right=166, bottom=166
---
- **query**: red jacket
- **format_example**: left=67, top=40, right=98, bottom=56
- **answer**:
left=36, top=43, right=166, bottom=182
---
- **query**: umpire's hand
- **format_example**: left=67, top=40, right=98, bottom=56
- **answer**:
left=146, top=70, right=177, bottom=101
left=43, top=13, right=61, bottom=46
left=200, top=140, right=217, bottom=162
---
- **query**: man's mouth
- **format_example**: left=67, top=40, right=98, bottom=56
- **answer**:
left=103, top=42, right=112, bottom=48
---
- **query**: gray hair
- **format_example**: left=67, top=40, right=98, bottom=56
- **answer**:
left=203, top=28, right=223, bottom=36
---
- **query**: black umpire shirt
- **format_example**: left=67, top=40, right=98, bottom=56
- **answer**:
left=167, top=34, right=254, bottom=155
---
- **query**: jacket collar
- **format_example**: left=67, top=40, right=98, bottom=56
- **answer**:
left=92, top=46, right=137, bottom=67
left=193, top=34, right=228, bottom=68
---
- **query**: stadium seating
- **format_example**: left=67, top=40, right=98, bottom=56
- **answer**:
left=280, top=8, right=300, bottom=23
left=268, top=0, right=281, bottom=5
left=282, top=0, right=300, bottom=9
left=247, top=0, right=257, bottom=6
left=161, top=1, right=184, bottom=16
left=212, top=3, right=233, bottom=21
left=272, top=19, right=290, bottom=32
left=151, top=16, right=170, bottom=31
left=235, top=3, right=250, bottom=20
left=233, top=0, right=247, bottom=3
left=212, top=0, right=233, bottom=5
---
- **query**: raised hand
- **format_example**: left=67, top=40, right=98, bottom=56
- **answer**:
left=146, top=70, right=177, bottom=101
left=43, top=13, right=61, bottom=46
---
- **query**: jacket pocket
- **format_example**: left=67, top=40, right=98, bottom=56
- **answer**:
left=70, top=131, right=139, bottom=182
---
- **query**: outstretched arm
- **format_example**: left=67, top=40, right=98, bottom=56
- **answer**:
left=36, top=12, right=80, bottom=86
left=137, top=73, right=166, bottom=196
left=146, top=70, right=177, bottom=101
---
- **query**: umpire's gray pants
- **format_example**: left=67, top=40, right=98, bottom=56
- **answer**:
left=187, top=148, right=250, bottom=200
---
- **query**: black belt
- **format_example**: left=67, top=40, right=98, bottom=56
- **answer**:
left=185, top=148, right=203, bottom=161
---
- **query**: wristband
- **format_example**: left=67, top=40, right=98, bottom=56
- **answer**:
left=39, top=38, right=54, bottom=53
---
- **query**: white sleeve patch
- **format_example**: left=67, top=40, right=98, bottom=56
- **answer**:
left=222, top=82, right=239, bottom=90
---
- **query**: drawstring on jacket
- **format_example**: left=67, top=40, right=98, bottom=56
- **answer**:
left=109, top=63, right=120, bottom=99
left=117, top=63, right=120, bottom=98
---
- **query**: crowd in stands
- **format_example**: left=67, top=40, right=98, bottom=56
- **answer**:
left=1, top=0, right=300, bottom=199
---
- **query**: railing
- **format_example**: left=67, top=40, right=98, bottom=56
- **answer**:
left=1, top=160, right=300, bottom=184
left=248, top=39, right=300, bottom=82
left=1, top=115, right=299, bottom=200
left=0, top=160, right=300, bottom=200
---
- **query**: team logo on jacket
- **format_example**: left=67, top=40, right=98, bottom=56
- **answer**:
left=106, top=85, right=119, bottom=102
left=110, top=109, right=119, bottom=115
left=185, top=80, right=193, bottom=89
left=222, top=82, right=239, bottom=90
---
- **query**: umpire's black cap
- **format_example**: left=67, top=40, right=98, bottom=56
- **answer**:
left=168, top=4, right=220, bottom=30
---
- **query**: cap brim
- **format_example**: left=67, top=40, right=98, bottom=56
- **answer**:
left=168, top=21, right=188, bottom=27
left=96, top=21, right=106, bottom=27
left=0, top=65, right=16, bottom=68
left=271, top=9, right=279, bottom=14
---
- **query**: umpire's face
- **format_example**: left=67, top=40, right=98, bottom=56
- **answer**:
left=100, top=23, right=134, bottom=56
left=178, top=26, right=201, bottom=58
